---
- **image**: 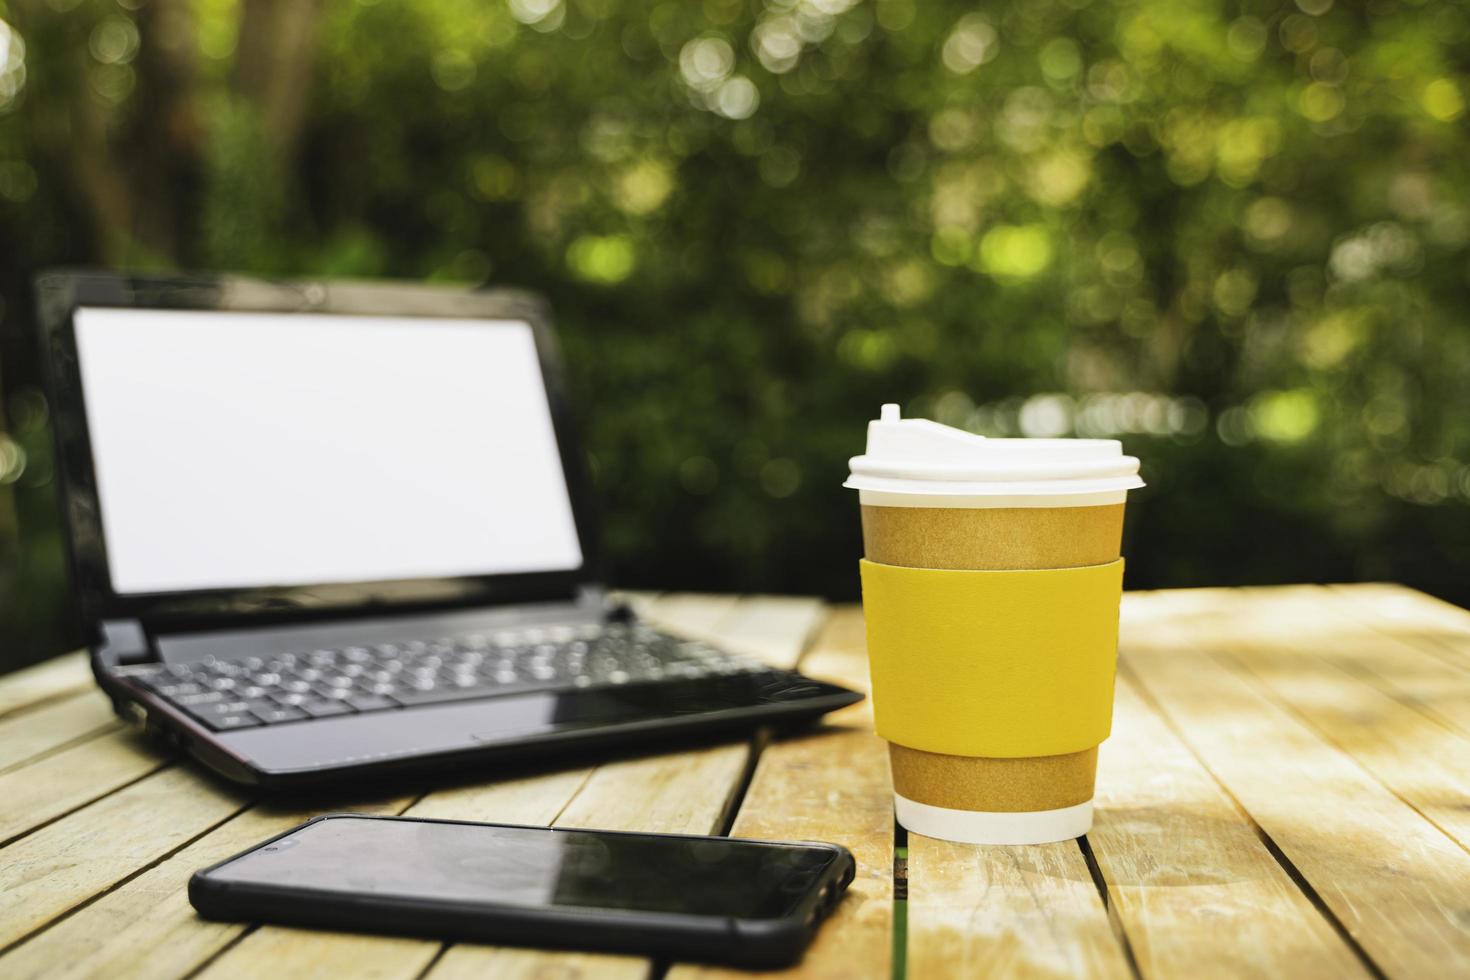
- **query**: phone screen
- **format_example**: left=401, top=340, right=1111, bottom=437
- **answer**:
left=207, top=817, right=839, bottom=920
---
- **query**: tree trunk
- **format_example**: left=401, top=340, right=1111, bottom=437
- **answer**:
left=232, top=0, right=330, bottom=155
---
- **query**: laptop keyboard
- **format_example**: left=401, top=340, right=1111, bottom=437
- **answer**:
left=114, top=623, right=770, bottom=732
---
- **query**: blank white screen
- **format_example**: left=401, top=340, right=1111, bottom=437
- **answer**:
left=74, top=307, right=585, bottom=594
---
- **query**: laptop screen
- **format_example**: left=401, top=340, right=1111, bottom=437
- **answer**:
left=72, top=307, right=585, bottom=595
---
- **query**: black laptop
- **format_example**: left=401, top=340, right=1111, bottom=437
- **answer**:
left=35, top=272, right=861, bottom=791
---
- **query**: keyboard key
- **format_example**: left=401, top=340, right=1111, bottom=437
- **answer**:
left=175, top=690, right=227, bottom=706
left=154, top=681, right=204, bottom=697
left=346, top=694, right=397, bottom=712
left=211, top=713, right=261, bottom=731
left=249, top=702, right=307, bottom=724
left=300, top=699, right=353, bottom=718
left=184, top=701, right=255, bottom=729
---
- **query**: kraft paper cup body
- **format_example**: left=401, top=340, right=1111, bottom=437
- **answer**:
left=847, top=404, right=1142, bottom=846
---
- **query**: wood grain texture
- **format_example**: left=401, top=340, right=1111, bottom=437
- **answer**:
left=8, top=587, right=1469, bottom=979
left=406, top=764, right=595, bottom=825
left=554, top=741, right=751, bottom=834
left=0, top=728, right=166, bottom=844
left=0, top=650, right=92, bottom=719
left=1307, top=585, right=1470, bottom=738
left=1218, top=588, right=1470, bottom=851
left=700, top=596, right=827, bottom=669
left=669, top=607, right=896, bottom=980
left=196, top=927, right=441, bottom=980
left=1125, top=589, right=1470, bottom=979
left=0, top=795, right=410, bottom=980
left=639, top=593, right=741, bottom=643
left=1090, top=674, right=1370, bottom=979
left=0, top=767, right=245, bottom=950
left=1327, top=582, right=1470, bottom=651
left=427, top=946, right=649, bottom=980
left=1209, top=584, right=1470, bottom=738
left=0, top=690, right=117, bottom=772
left=907, top=837, right=1132, bottom=980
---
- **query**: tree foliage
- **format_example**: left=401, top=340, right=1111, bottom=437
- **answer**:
left=2, top=0, right=1469, bottom=666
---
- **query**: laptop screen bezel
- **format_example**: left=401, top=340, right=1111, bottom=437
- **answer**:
left=36, top=271, right=604, bottom=633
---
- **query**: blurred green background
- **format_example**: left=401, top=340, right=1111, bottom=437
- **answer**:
left=3, top=0, right=1469, bottom=673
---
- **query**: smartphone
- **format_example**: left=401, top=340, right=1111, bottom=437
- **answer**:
left=190, top=813, right=855, bottom=969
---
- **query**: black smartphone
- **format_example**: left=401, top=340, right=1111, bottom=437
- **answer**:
left=190, top=813, right=855, bottom=969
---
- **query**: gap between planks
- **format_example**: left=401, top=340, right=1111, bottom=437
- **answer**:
left=1122, top=587, right=1470, bottom=978
left=1110, top=660, right=1379, bottom=980
left=1204, top=586, right=1470, bottom=853
left=22, top=587, right=1458, bottom=975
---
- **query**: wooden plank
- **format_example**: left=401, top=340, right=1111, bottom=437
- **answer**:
left=641, top=593, right=741, bottom=642
left=1328, top=582, right=1470, bottom=643
left=1090, top=673, right=1370, bottom=979
left=907, top=836, right=1131, bottom=979
left=407, top=765, right=594, bottom=824
left=0, top=690, right=118, bottom=772
left=0, top=766, right=245, bottom=950
left=427, top=947, right=636, bottom=980
left=196, top=926, right=440, bottom=980
left=1217, top=585, right=1470, bottom=739
left=669, top=606, right=896, bottom=980
left=1125, top=589, right=1470, bottom=979
left=0, top=651, right=92, bottom=719
left=554, top=741, right=750, bottom=833
left=0, top=729, right=166, bottom=845
left=1216, top=588, right=1470, bottom=851
left=1301, top=585, right=1470, bottom=739
left=701, top=596, right=828, bottom=669
left=197, top=927, right=439, bottom=980
left=0, top=795, right=411, bottom=980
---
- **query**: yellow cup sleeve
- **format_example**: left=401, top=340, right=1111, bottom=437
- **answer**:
left=859, top=558, right=1123, bottom=758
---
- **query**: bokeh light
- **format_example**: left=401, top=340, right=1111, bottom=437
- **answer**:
left=3, top=0, right=1470, bottom=665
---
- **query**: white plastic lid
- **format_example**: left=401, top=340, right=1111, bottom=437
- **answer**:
left=844, top=403, right=1143, bottom=500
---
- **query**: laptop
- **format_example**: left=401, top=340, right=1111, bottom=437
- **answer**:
left=35, top=272, right=861, bottom=791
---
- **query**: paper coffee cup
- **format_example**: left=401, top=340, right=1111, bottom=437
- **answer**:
left=846, top=404, right=1142, bottom=845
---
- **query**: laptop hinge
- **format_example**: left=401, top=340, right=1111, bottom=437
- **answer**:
left=97, top=619, right=153, bottom=667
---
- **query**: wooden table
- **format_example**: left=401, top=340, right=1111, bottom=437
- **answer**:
left=2, top=584, right=1469, bottom=978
